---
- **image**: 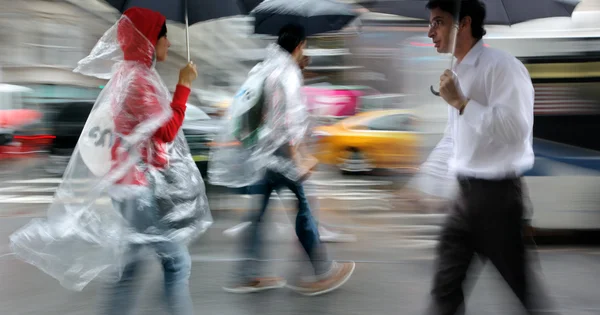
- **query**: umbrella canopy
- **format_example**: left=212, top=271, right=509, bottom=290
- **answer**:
left=250, top=0, right=360, bottom=36
left=238, top=0, right=264, bottom=14
left=365, top=0, right=577, bottom=96
left=105, top=0, right=244, bottom=25
left=365, top=0, right=576, bottom=25
left=104, top=0, right=244, bottom=61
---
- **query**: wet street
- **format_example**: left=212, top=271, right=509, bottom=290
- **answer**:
left=0, top=0, right=598, bottom=313
left=0, top=156, right=599, bottom=314
left=1, top=215, right=600, bottom=315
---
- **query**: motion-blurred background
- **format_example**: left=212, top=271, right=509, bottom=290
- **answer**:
left=0, top=1, right=599, bottom=314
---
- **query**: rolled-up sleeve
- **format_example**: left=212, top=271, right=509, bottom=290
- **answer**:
left=460, top=60, right=534, bottom=145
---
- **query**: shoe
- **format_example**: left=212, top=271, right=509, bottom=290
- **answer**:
left=319, top=226, right=357, bottom=243
left=222, top=222, right=251, bottom=238
left=289, top=261, right=355, bottom=296
left=223, top=277, right=287, bottom=293
left=275, top=222, right=292, bottom=236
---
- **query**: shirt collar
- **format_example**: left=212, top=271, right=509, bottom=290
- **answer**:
left=458, top=39, right=485, bottom=67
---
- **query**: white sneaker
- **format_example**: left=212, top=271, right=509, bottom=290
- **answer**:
left=224, top=222, right=295, bottom=239
left=275, top=222, right=292, bottom=235
left=319, top=226, right=357, bottom=243
left=222, top=221, right=251, bottom=238
left=225, top=222, right=357, bottom=242
left=223, top=277, right=287, bottom=293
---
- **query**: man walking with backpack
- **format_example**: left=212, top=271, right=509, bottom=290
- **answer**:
left=218, top=23, right=355, bottom=296
left=220, top=52, right=357, bottom=244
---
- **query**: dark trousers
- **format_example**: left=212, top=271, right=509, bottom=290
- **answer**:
left=426, top=177, right=557, bottom=315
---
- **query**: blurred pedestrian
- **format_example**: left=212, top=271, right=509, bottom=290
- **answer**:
left=223, top=51, right=356, bottom=244
left=223, top=23, right=355, bottom=296
left=100, top=7, right=201, bottom=315
left=9, top=6, right=212, bottom=314
left=421, top=1, right=557, bottom=314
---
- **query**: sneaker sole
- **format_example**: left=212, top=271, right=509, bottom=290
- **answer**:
left=222, top=222, right=252, bottom=238
left=298, top=262, right=356, bottom=297
left=320, top=234, right=358, bottom=243
left=223, top=281, right=287, bottom=294
left=285, top=283, right=310, bottom=292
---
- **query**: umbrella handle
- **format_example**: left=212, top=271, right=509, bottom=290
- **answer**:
left=430, top=2, right=461, bottom=98
left=430, top=23, right=459, bottom=97
left=185, top=0, right=190, bottom=62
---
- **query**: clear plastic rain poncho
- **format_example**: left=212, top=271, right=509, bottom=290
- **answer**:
left=407, top=117, right=458, bottom=199
left=9, top=16, right=212, bottom=291
left=209, top=43, right=313, bottom=188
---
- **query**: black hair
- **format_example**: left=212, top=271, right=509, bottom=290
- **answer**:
left=426, top=0, right=487, bottom=39
left=158, top=22, right=167, bottom=40
left=277, top=23, right=306, bottom=54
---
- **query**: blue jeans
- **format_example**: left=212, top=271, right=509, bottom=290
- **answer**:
left=104, top=194, right=193, bottom=315
left=239, top=179, right=321, bottom=223
left=238, top=170, right=331, bottom=282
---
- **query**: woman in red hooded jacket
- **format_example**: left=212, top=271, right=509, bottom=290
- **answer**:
left=102, top=7, right=198, bottom=315
left=111, top=7, right=196, bottom=186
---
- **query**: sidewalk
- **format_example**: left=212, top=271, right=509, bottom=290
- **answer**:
left=1, top=239, right=598, bottom=315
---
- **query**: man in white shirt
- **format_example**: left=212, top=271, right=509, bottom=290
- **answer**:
left=422, top=1, right=556, bottom=314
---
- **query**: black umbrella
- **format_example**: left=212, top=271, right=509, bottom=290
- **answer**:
left=238, top=0, right=264, bottom=14
left=105, top=0, right=244, bottom=61
left=365, top=0, right=576, bottom=25
left=364, top=0, right=577, bottom=95
left=250, top=0, right=360, bottom=36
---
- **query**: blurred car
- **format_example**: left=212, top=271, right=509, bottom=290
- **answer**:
left=45, top=101, right=220, bottom=176
left=312, top=110, right=420, bottom=174
left=45, top=101, right=94, bottom=174
left=0, top=128, right=13, bottom=146
left=0, top=84, right=53, bottom=157
left=181, top=104, right=222, bottom=175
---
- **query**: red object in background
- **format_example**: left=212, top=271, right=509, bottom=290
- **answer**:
left=0, top=134, right=55, bottom=159
left=0, top=109, right=53, bottom=159
left=303, top=87, right=364, bottom=117
left=0, top=109, right=43, bottom=128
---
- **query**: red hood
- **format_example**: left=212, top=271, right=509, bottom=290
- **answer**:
left=118, top=7, right=166, bottom=67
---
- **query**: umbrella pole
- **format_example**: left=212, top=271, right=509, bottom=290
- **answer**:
left=431, top=0, right=462, bottom=96
left=448, top=0, right=461, bottom=71
left=185, top=0, right=190, bottom=62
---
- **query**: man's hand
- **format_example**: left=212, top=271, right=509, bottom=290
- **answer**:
left=292, top=143, right=318, bottom=181
left=439, top=69, right=467, bottom=111
left=298, top=155, right=318, bottom=182
left=299, top=56, right=310, bottom=70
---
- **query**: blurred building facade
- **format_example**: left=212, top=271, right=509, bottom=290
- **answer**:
left=0, top=0, right=110, bottom=101
left=0, top=0, right=223, bottom=103
left=0, top=0, right=376, bottom=108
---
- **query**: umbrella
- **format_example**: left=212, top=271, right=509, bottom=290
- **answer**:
left=105, top=0, right=244, bottom=61
left=365, top=0, right=576, bottom=25
left=250, top=0, right=360, bottom=36
left=238, top=0, right=264, bottom=14
left=364, top=0, right=577, bottom=95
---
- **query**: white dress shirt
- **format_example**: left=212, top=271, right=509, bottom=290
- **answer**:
left=440, top=40, right=535, bottom=180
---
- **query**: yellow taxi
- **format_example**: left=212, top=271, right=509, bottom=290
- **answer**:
left=311, top=110, right=420, bottom=174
